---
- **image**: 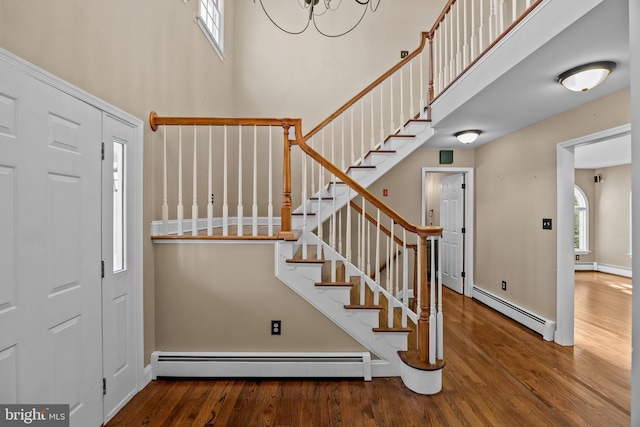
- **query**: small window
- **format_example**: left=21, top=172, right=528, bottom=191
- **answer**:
left=113, top=140, right=126, bottom=272
left=574, top=185, right=589, bottom=253
left=198, top=0, right=224, bottom=59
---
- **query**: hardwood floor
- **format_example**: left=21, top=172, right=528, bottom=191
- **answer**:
left=107, top=271, right=631, bottom=426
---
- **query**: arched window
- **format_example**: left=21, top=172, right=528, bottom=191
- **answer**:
left=574, top=185, right=589, bottom=253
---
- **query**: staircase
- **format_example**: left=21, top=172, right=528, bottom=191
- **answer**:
left=148, top=0, right=548, bottom=395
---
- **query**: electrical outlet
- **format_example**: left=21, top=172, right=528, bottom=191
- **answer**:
left=575, top=254, right=580, bottom=261
left=271, top=320, right=281, bottom=335
left=501, top=281, right=507, bottom=291
left=542, top=218, right=552, bottom=230
left=400, top=50, right=409, bottom=58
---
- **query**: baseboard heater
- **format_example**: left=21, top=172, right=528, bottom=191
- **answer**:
left=472, top=287, right=556, bottom=341
left=151, top=351, right=372, bottom=381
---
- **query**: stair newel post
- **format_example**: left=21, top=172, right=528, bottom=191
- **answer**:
left=402, top=229, right=408, bottom=328
left=207, top=125, right=213, bottom=236
left=237, top=125, right=243, bottom=236
left=437, top=234, right=444, bottom=360
left=278, top=124, right=294, bottom=240
left=420, top=36, right=426, bottom=114
left=268, top=126, right=274, bottom=236
left=252, top=125, right=258, bottom=237
left=223, top=125, right=229, bottom=236
left=417, top=228, right=430, bottom=363
left=429, top=236, right=437, bottom=364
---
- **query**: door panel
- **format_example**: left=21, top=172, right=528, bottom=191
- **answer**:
left=0, top=58, right=103, bottom=426
left=440, top=174, right=464, bottom=294
left=102, top=114, right=139, bottom=422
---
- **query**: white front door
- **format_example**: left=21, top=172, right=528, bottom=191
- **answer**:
left=101, top=114, right=139, bottom=422
left=440, top=173, right=464, bottom=294
left=0, top=58, right=103, bottom=426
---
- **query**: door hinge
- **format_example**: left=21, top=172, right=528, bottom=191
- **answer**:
left=461, top=183, right=466, bottom=189
left=462, top=227, right=466, bottom=233
left=101, top=142, right=105, bottom=161
left=103, top=378, right=107, bottom=396
left=462, top=272, right=466, bottom=278
left=101, top=260, right=105, bottom=278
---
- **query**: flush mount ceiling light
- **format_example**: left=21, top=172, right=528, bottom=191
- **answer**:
left=455, top=130, right=481, bottom=144
left=254, top=0, right=381, bottom=37
left=557, top=61, right=616, bottom=92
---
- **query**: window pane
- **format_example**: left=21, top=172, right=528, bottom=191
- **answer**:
left=113, top=140, right=126, bottom=272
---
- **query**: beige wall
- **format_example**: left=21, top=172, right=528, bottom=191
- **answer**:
left=475, top=89, right=630, bottom=321
left=233, top=1, right=446, bottom=131
left=154, top=242, right=365, bottom=352
left=369, top=148, right=475, bottom=225
left=575, top=169, right=596, bottom=263
left=595, top=164, right=632, bottom=268
left=0, top=0, right=238, bottom=363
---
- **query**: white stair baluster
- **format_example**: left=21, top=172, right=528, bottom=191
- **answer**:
left=268, top=126, right=274, bottom=236
left=512, top=0, right=517, bottom=24
left=366, top=213, right=371, bottom=276
left=463, top=0, right=469, bottom=69
left=442, top=19, right=449, bottom=88
left=429, top=237, right=436, bottom=364
left=310, top=137, right=315, bottom=196
left=192, top=125, right=198, bottom=236
left=360, top=98, right=365, bottom=164
left=409, top=58, right=415, bottom=119
left=207, top=126, right=213, bottom=236
left=499, top=0, right=506, bottom=35
left=252, top=125, right=258, bottom=236
left=399, top=67, right=405, bottom=125
left=374, top=209, right=381, bottom=305
left=223, top=125, right=229, bottom=236
left=370, top=92, right=375, bottom=151
left=361, top=199, right=366, bottom=271
left=331, top=173, right=337, bottom=282
left=449, top=12, right=455, bottom=83
left=389, top=75, right=395, bottom=132
left=526, top=0, right=531, bottom=8
left=479, top=0, right=485, bottom=53
left=416, top=234, right=421, bottom=350
left=379, top=84, right=385, bottom=144
left=402, top=230, right=408, bottom=328
left=302, top=152, right=308, bottom=258
left=317, top=130, right=323, bottom=259
left=456, top=1, right=462, bottom=75
left=350, top=107, right=355, bottom=166
left=341, top=115, right=345, bottom=171
left=419, top=49, right=425, bottom=113
left=346, top=190, right=351, bottom=262
left=338, top=209, right=343, bottom=255
left=177, top=125, right=184, bottom=236
left=237, top=125, right=243, bottom=236
left=162, top=125, right=168, bottom=235
left=357, top=203, right=362, bottom=270
left=437, top=235, right=444, bottom=360
left=471, top=0, right=477, bottom=61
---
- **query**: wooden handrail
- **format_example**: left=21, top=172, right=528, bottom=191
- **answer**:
left=303, top=31, right=430, bottom=141
left=149, top=111, right=299, bottom=131
left=294, top=122, right=442, bottom=240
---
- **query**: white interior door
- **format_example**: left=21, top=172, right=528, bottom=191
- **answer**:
left=0, top=58, right=103, bottom=426
left=101, top=114, right=140, bottom=422
left=440, top=173, right=464, bottom=294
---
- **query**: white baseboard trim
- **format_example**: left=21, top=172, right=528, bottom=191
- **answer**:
left=472, top=286, right=556, bottom=341
left=575, top=262, right=595, bottom=271
left=595, top=263, right=632, bottom=278
left=143, top=364, right=153, bottom=385
left=151, top=351, right=373, bottom=381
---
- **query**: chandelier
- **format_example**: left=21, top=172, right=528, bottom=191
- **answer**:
left=254, top=0, right=381, bottom=38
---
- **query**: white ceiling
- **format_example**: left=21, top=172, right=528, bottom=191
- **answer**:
left=575, top=134, right=631, bottom=169
left=425, top=0, right=630, bottom=151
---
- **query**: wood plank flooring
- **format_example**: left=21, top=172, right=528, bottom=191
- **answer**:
left=106, top=271, right=631, bottom=426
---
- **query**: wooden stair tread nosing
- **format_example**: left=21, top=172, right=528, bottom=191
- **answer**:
left=315, top=282, right=354, bottom=287
left=292, top=212, right=316, bottom=216
left=286, top=258, right=325, bottom=264
left=309, top=196, right=334, bottom=201
left=373, top=327, right=412, bottom=333
left=344, top=304, right=382, bottom=310
left=397, top=350, right=446, bottom=371
left=364, top=149, right=396, bottom=160
left=384, top=134, right=416, bottom=143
